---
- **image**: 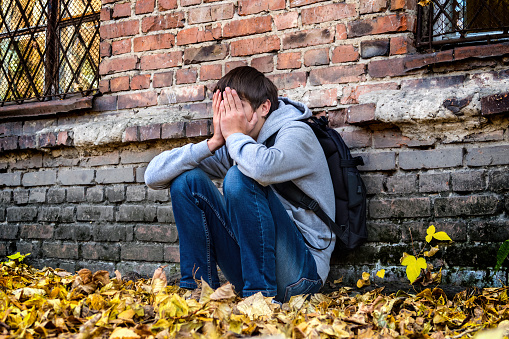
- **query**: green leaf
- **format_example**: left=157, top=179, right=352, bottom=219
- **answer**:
left=494, top=240, right=509, bottom=272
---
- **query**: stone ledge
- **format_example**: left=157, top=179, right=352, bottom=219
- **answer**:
left=0, top=96, right=94, bottom=120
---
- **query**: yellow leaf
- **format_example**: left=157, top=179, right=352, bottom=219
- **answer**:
left=117, top=309, right=135, bottom=320
left=376, top=269, right=385, bottom=279
left=424, top=246, right=440, bottom=257
left=361, top=272, right=370, bottom=280
left=426, top=225, right=435, bottom=243
left=401, top=255, right=427, bottom=283
left=209, top=283, right=236, bottom=300
left=433, top=231, right=452, bottom=242
left=237, top=292, right=272, bottom=320
left=109, top=327, right=141, bottom=339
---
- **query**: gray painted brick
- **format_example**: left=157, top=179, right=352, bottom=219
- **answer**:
left=0, top=190, right=11, bottom=203
left=466, top=145, right=509, bottom=167
left=61, top=207, right=75, bottom=222
left=58, top=169, right=95, bottom=185
left=121, top=243, right=164, bottom=261
left=386, top=174, right=417, bottom=194
left=0, top=173, right=21, bottom=186
left=120, top=149, right=160, bottom=164
left=7, top=206, right=37, bottom=221
left=47, top=188, right=66, bottom=203
left=135, top=225, right=178, bottom=243
left=105, top=185, right=125, bottom=202
left=164, top=245, right=180, bottom=263
left=469, top=220, right=509, bottom=242
left=369, top=198, right=431, bottom=218
left=366, top=221, right=402, bottom=242
left=76, top=205, right=114, bottom=221
left=22, top=170, right=57, bottom=186
left=86, top=186, right=104, bottom=203
left=16, top=241, right=41, bottom=257
left=361, top=174, right=385, bottom=195
left=434, top=195, right=500, bottom=217
left=0, top=225, right=18, bottom=239
left=354, top=152, right=396, bottom=171
left=93, top=225, right=127, bottom=242
left=13, top=190, right=29, bottom=204
left=83, top=152, right=120, bottom=167
left=117, top=205, right=146, bottom=222
left=96, top=168, right=135, bottom=184
left=419, top=172, right=450, bottom=193
left=39, top=207, right=62, bottom=222
left=489, top=170, right=509, bottom=191
left=67, top=187, right=86, bottom=203
left=0, top=208, right=4, bottom=222
left=144, top=205, right=157, bottom=222
left=157, top=206, right=175, bottom=223
left=136, top=167, right=147, bottom=183
left=81, top=243, right=120, bottom=261
left=29, top=188, right=46, bottom=203
left=19, top=224, right=53, bottom=239
left=55, top=225, right=91, bottom=241
left=399, top=148, right=463, bottom=170
left=42, top=242, right=79, bottom=259
left=147, top=188, right=169, bottom=202
left=451, top=171, right=485, bottom=192
left=126, top=185, right=146, bottom=202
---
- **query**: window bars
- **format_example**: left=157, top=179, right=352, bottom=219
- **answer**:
left=416, top=0, right=509, bottom=49
left=0, top=0, right=100, bottom=105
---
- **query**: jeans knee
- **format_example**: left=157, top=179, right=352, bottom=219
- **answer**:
left=223, top=166, right=257, bottom=201
left=170, top=168, right=208, bottom=198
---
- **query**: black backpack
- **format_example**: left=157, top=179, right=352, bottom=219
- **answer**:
left=265, top=116, right=368, bottom=251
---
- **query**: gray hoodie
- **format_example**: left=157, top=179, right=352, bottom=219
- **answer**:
left=145, top=97, right=335, bottom=283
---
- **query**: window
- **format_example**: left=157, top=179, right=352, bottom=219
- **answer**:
left=416, top=0, right=509, bottom=49
left=0, top=0, right=100, bottom=105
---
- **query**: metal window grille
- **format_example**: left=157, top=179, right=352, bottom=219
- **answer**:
left=416, top=0, right=509, bottom=49
left=0, top=0, right=100, bottom=105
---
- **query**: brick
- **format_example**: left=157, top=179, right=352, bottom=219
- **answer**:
left=332, top=44, right=359, bottom=63
left=401, top=75, right=465, bottom=90
left=135, top=225, right=177, bottom=242
left=309, top=64, right=365, bottom=85
left=130, top=74, right=150, bottom=90
left=76, top=206, right=115, bottom=221
left=176, top=68, right=198, bottom=84
left=0, top=173, right=21, bottom=186
left=290, top=0, right=329, bottom=7
left=451, top=171, right=485, bottom=192
left=231, top=36, right=279, bottom=57
left=157, top=206, right=175, bottom=223
left=176, top=25, right=221, bottom=46
left=18, top=135, right=36, bottom=149
left=121, top=243, right=164, bottom=261
left=239, top=0, right=284, bottom=15
left=147, top=188, right=169, bottom=202
left=38, top=132, right=57, bottom=148
left=386, top=174, right=417, bottom=194
left=360, top=40, right=389, bottom=59
left=112, top=2, right=131, bottom=18
left=29, top=188, right=46, bottom=203
left=336, top=23, right=347, bottom=40
left=181, top=0, right=200, bottom=5
left=159, top=0, right=176, bottom=10
left=361, top=174, right=385, bottom=194
left=249, top=56, right=272, bottom=74
left=100, top=41, right=111, bottom=58
left=348, top=14, right=412, bottom=38
left=118, top=91, right=158, bottom=109
left=99, top=55, right=138, bottom=75
left=138, top=124, right=160, bottom=141
left=463, top=130, right=504, bottom=142
left=341, top=82, right=399, bottom=105
left=164, top=246, right=180, bottom=262
left=105, top=185, right=125, bottom=202
left=481, top=92, right=509, bottom=115
left=161, top=122, right=185, bottom=139
left=22, top=170, right=56, bottom=186
left=140, top=52, right=182, bottom=70
left=390, top=35, right=416, bottom=55
left=403, top=50, right=453, bottom=71
left=39, top=207, right=62, bottom=222
left=277, top=52, right=301, bottom=70
left=117, top=205, right=146, bottom=222
left=360, top=0, right=387, bottom=14
left=0, top=225, right=18, bottom=239
left=126, top=185, right=146, bottom=202
left=368, top=58, right=405, bottom=78
left=153, top=71, right=173, bottom=88
left=373, top=129, right=434, bottom=148
left=489, top=170, right=509, bottom=191
left=267, top=72, right=306, bottom=90
left=93, top=96, right=117, bottom=111
left=302, top=88, right=337, bottom=108
left=82, top=243, right=120, bottom=261
left=283, top=28, right=333, bottom=50
left=185, top=120, right=210, bottom=137
left=6, top=207, right=37, bottom=222
left=159, top=85, right=205, bottom=104
left=93, top=225, right=128, bottom=242
left=112, top=39, right=131, bottom=55
left=223, top=16, right=272, bottom=38
left=56, top=131, right=72, bottom=147
left=96, top=168, right=134, bottom=184
left=42, top=242, right=79, bottom=259
left=346, top=104, right=376, bottom=124
left=303, top=48, right=329, bottom=67
left=454, top=42, right=509, bottom=61
left=274, top=12, right=298, bottom=30
left=47, top=188, right=66, bottom=203
left=58, top=169, right=95, bottom=186
left=86, top=186, right=104, bottom=203
left=135, top=0, right=154, bottom=14
left=19, top=224, right=52, bottom=239
left=136, top=167, right=146, bottom=183
left=339, top=129, right=372, bottom=148
left=200, top=64, right=222, bottom=81
left=13, top=189, right=29, bottom=204
left=141, top=12, right=184, bottom=32
left=0, top=136, right=18, bottom=150
left=369, top=197, right=430, bottom=218
left=66, top=187, right=85, bottom=203
left=84, top=152, right=120, bottom=167
left=434, top=195, right=500, bottom=217
left=188, top=3, right=234, bottom=24
left=301, top=3, right=356, bottom=25
left=0, top=121, right=22, bottom=136
left=465, top=146, right=509, bottom=166
left=133, top=33, right=174, bottom=52
left=469, top=220, right=509, bottom=242
left=367, top=221, right=401, bottom=242
left=100, top=20, right=139, bottom=39
left=0, top=190, right=11, bottom=203
left=399, top=148, right=463, bottom=170
left=225, top=61, right=248, bottom=73
left=11, top=155, right=43, bottom=170
left=121, top=148, right=161, bottom=165
left=391, top=0, right=416, bottom=10
left=354, top=151, right=396, bottom=171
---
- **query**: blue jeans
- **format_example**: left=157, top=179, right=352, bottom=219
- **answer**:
left=169, top=166, right=322, bottom=302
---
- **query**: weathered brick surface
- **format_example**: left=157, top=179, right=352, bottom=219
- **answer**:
left=126, top=185, right=146, bottom=201
left=386, top=174, right=417, bottom=194
left=13, top=190, right=29, bottom=204
left=47, top=188, right=66, bottom=203
left=106, top=185, right=126, bottom=202
left=58, top=169, right=95, bottom=185
left=82, top=243, right=120, bottom=261
left=465, top=146, right=509, bottom=167
left=157, top=206, right=175, bottom=223
left=0, top=225, right=18, bottom=239
left=86, top=186, right=105, bottom=202
left=0, top=173, right=21, bottom=186
left=135, top=225, right=178, bottom=242
left=355, top=152, right=396, bottom=171
left=54, top=225, right=91, bottom=241
left=93, top=225, right=129, bottom=242
left=7, top=207, right=37, bottom=222
left=399, top=148, right=463, bottom=170
left=369, top=198, right=431, bottom=218
left=434, top=195, right=501, bottom=217
left=19, top=224, right=53, bottom=239
left=488, top=170, right=509, bottom=191
left=42, top=242, right=79, bottom=259
left=76, top=206, right=115, bottom=221
left=121, top=243, right=164, bottom=261
left=469, top=220, right=509, bottom=242
left=22, top=170, right=57, bottom=186
left=419, top=172, right=450, bottom=193
left=96, top=168, right=135, bottom=184
left=309, top=64, right=365, bottom=85
left=362, top=174, right=385, bottom=195
left=451, top=171, right=485, bottom=192
left=67, top=187, right=86, bottom=203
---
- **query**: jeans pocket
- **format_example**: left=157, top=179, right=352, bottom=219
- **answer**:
left=283, top=277, right=322, bottom=302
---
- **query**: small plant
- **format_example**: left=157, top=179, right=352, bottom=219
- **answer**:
left=494, top=239, right=509, bottom=273
left=401, top=225, right=452, bottom=285
left=1, top=252, right=31, bottom=267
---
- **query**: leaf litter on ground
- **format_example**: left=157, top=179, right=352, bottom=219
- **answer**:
left=0, top=261, right=508, bottom=338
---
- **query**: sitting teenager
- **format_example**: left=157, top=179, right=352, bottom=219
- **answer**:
left=145, top=66, right=335, bottom=302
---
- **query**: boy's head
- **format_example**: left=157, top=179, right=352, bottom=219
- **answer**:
left=213, top=66, right=279, bottom=117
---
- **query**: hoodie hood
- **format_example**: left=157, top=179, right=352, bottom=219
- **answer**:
left=256, top=97, right=312, bottom=144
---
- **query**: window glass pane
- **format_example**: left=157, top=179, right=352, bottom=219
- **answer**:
left=0, top=0, right=47, bottom=33
left=60, top=0, right=101, bottom=21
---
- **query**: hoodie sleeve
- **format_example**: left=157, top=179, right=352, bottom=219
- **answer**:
left=225, top=121, right=320, bottom=186
left=144, top=140, right=231, bottom=190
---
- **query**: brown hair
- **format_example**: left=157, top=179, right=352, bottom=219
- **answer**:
left=213, top=66, right=279, bottom=116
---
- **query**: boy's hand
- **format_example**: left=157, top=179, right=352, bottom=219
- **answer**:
left=220, top=87, right=258, bottom=139
left=207, top=90, right=225, bottom=152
